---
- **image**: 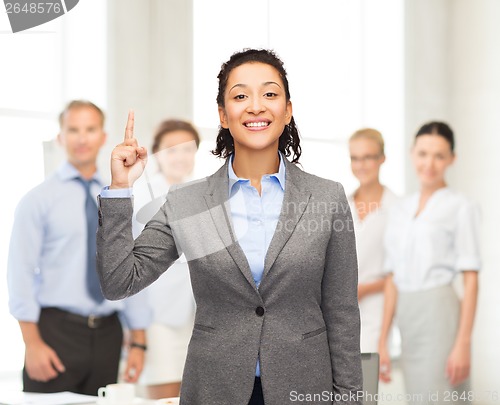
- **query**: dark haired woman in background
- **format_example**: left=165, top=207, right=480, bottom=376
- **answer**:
left=379, top=122, right=480, bottom=404
left=97, top=49, right=362, bottom=404
left=132, top=120, right=200, bottom=399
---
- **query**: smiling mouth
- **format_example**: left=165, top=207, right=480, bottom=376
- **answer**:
left=244, top=121, right=270, bottom=128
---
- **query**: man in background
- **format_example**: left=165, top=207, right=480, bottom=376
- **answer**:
left=7, top=100, right=151, bottom=395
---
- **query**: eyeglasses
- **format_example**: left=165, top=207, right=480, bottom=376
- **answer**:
left=350, top=154, right=382, bottom=163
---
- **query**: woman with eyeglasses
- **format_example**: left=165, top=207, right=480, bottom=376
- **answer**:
left=378, top=122, right=480, bottom=405
left=347, top=128, right=398, bottom=353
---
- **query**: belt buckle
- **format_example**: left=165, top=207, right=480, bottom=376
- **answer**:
left=88, top=315, right=97, bottom=328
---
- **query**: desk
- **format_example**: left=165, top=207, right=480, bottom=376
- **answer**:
left=0, top=391, right=155, bottom=405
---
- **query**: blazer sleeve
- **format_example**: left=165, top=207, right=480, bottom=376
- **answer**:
left=321, top=182, right=363, bottom=404
left=96, top=192, right=181, bottom=301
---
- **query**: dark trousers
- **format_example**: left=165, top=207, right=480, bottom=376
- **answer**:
left=23, top=307, right=123, bottom=396
left=248, top=377, right=265, bottom=405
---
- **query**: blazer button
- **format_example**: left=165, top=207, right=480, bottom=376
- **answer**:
left=255, top=306, right=265, bottom=317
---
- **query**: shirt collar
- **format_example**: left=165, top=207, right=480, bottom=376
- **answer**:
left=57, top=161, right=103, bottom=185
left=228, top=151, right=286, bottom=193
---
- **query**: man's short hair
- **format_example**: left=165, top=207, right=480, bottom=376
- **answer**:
left=59, top=100, right=105, bottom=129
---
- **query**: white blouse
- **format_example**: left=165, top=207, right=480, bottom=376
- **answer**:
left=348, top=187, right=398, bottom=352
left=384, top=187, right=481, bottom=292
left=349, top=187, right=399, bottom=285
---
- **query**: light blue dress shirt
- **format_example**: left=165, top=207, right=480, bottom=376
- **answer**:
left=228, top=152, right=286, bottom=376
left=7, top=162, right=151, bottom=330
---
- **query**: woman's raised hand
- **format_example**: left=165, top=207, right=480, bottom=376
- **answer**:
left=110, top=110, right=148, bottom=189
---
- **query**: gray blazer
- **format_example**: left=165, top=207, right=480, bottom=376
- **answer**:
left=96, top=158, right=362, bottom=405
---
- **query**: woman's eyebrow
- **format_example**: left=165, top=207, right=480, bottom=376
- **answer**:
left=263, top=81, right=282, bottom=88
left=229, top=83, right=247, bottom=92
left=229, top=81, right=282, bottom=92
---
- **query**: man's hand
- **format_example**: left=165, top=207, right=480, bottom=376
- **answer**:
left=110, top=110, right=148, bottom=189
left=123, top=346, right=145, bottom=383
left=25, top=340, right=65, bottom=382
left=123, top=329, right=146, bottom=383
left=19, top=321, right=65, bottom=382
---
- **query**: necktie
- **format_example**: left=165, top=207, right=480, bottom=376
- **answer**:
left=77, top=177, right=104, bottom=303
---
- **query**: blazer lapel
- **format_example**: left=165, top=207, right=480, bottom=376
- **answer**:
left=262, top=160, right=311, bottom=282
left=203, top=161, right=258, bottom=293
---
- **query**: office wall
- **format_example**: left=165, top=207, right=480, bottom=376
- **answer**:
left=449, top=0, right=500, bottom=398
left=404, top=0, right=451, bottom=193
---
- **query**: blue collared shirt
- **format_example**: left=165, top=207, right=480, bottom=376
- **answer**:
left=7, top=162, right=151, bottom=329
left=228, top=152, right=286, bottom=376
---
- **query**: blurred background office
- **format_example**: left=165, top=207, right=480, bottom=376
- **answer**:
left=1, top=0, right=499, bottom=402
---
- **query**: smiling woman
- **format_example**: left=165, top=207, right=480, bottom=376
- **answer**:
left=213, top=50, right=301, bottom=168
left=97, top=48, right=363, bottom=405
left=219, top=63, right=290, bottom=157
left=214, top=52, right=296, bottom=196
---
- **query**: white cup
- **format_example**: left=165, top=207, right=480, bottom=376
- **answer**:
left=97, top=383, right=135, bottom=405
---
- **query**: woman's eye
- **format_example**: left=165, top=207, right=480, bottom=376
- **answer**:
left=234, top=94, right=246, bottom=100
left=264, top=92, right=277, bottom=97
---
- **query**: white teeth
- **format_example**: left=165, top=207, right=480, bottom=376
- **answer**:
left=245, top=122, right=269, bottom=127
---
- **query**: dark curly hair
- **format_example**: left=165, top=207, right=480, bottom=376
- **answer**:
left=211, top=49, right=301, bottom=163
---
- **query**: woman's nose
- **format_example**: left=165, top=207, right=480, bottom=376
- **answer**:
left=247, top=97, right=265, bottom=114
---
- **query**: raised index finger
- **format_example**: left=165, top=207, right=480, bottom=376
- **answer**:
left=124, top=109, right=135, bottom=141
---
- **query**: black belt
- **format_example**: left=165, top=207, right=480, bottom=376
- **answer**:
left=41, top=307, right=118, bottom=329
